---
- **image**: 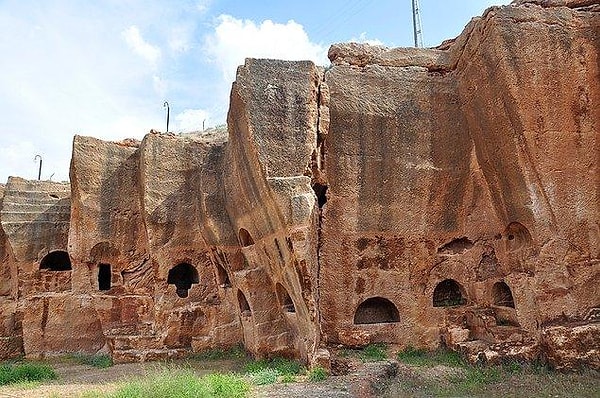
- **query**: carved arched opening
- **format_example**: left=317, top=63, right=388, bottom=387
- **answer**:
left=237, top=289, right=251, bottom=316
left=98, top=263, right=111, bottom=291
left=40, top=250, right=71, bottom=271
left=504, top=222, right=532, bottom=251
left=216, top=263, right=231, bottom=288
left=433, top=279, right=466, bottom=307
left=239, top=228, right=255, bottom=247
left=276, top=283, right=296, bottom=313
left=167, top=263, right=199, bottom=298
left=354, top=297, right=400, bottom=324
left=493, top=281, right=515, bottom=308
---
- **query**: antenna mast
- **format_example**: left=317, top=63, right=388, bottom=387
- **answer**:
left=412, top=0, right=423, bottom=48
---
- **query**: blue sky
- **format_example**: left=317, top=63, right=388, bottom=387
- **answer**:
left=0, top=0, right=510, bottom=182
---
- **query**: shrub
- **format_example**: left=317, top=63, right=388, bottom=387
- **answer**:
left=0, top=362, right=57, bottom=385
left=307, top=366, right=328, bottom=382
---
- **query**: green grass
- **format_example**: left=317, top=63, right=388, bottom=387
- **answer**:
left=246, top=368, right=279, bottom=385
left=243, top=356, right=304, bottom=386
left=191, top=345, right=247, bottom=361
left=68, top=353, right=113, bottom=368
left=397, top=346, right=464, bottom=367
left=0, top=362, right=57, bottom=385
left=83, top=369, right=250, bottom=398
left=307, top=366, right=328, bottom=382
left=339, top=343, right=389, bottom=362
left=358, top=343, right=388, bottom=362
left=243, top=357, right=303, bottom=376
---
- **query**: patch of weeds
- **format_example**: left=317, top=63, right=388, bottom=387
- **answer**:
left=84, top=369, right=250, bottom=398
left=397, top=346, right=465, bottom=367
left=192, top=344, right=247, bottom=361
left=243, top=356, right=304, bottom=386
left=359, top=343, right=388, bottom=362
left=243, top=357, right=303, bottom=376
left=0, top=362, right=57, bottom=385
left=281, top=373, right=296, bottom=383
left=307, top=366, right=328, bottom=382
left=69, top=353, right=113, bottom=368
left=247, top=368, right=279, bottom=385
left=449, top=366, right=502, bottom=390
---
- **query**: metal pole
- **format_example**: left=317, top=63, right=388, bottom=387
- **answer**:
left=163, top=101, right=170, bottom=133
left=412, top=0, right=423, bottom=48
left=34, top=155, right=42, bottom=180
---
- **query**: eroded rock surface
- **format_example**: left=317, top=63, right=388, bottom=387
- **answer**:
left=0, top=1, right=597, bottom=369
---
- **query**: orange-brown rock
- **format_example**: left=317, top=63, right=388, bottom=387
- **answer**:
left=0, top=1, right=597, bottom=369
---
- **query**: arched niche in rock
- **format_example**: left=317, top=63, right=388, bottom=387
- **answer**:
left=492, top=281, right=515, bottom=308
left=433, top=279, right=466, bottom=307
left=239, top=228, right=255, bottom=247
left=40, top=250, right=72, bottom=271
left=504, top=222, right=533, bottom=251
left=276, top=283, right=296, bottom=313
left=354, top=297, right=400, bottom=324
left=237, top=289, right=251, bottom=316
left=215, top=263, right=231, bottom=288
left=167, top=263, right=199, bottom=298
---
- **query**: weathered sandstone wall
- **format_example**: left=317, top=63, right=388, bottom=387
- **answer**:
left=0, top=0, right=597, bottom=369
left=319, top=1, right=599, bottom=368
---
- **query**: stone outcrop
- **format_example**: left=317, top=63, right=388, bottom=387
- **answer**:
left=0, top=0, right=597, bottom=369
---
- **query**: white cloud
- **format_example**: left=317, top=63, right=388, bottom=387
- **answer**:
left=351, top=32, right=384, bottom=46
left=175, top=108, right=210, bottom=132
left=196, top=0, right=213, bottom=14
left=205, top=15, right=328, bottom=85
left=122, top=25, right=161, bottom=66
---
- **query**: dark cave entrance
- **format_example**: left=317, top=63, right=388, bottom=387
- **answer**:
left=354, top=297, right=400, bottom=324
left=98, top=263, right=111, bottom=291
left=40, top=250, right=72, bottom=271
left=167, top=263, right=199, bottom=298
left=433, top=279, right=466, bottom=307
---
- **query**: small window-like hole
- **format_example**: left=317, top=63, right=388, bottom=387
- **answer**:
left=49, top=194, right=59, bottom=199
left=508, top=235, right=514, bottom=241
left=98, top=263, right=111, bottom=291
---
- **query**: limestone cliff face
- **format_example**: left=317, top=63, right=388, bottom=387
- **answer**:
left=0, top=0, right=597, bottom=369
